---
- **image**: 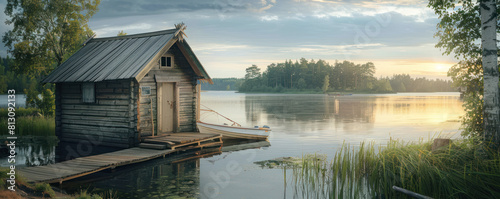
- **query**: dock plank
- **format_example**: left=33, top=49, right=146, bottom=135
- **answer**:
left=19, top=132, right=222, bottom=184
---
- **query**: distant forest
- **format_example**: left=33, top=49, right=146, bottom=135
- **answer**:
left=200, top=78, right=243, bottom=91
left=202, top=58, right=456, bottom=93
left=0, top=56, right=38, bottom=94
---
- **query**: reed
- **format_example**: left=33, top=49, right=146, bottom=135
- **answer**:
left=290, top=139, right=500, bottom=198
left=0, top=116, right=55, bottom=136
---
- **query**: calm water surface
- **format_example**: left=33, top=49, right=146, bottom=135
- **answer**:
left=9, top=91, right=464, bottom=198
left=196, top=91, right=463, bottom=198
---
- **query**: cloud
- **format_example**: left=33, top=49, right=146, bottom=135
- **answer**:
left=288, top=43, right=385, bottom=54
left=412, top=70, right=447, bottom=76
left=194, top=43, right=249, bottom=52
left=0, top=0, right=454, bottom=79
left=93, top=23, right=154, bottom=36
left=93, top=0, right=277, bottom=19
left=260, top=15, right=279, bottom=21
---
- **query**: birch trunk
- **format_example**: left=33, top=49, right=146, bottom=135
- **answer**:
left=480, top=0, right=500, bottom=146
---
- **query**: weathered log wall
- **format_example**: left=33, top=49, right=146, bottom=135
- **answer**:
left=57, top=79, right=136, bottom=148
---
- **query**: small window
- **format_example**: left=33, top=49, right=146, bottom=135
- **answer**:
left=82, top=83, right=95, bottom=103
left=160, top=56, right=173, bottom=67
left=142, top=86, right=151, bottom=95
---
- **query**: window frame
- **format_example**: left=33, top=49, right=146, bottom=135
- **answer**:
left=82, top=82, right=95, bottom=103
left=160, top=55, right=174, bottom=68
left=141, top=86, right=151, bottom=96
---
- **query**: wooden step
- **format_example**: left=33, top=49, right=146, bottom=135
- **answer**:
left=139, top=143, right=167, bottom=150
left=142, top=139, right=176, bottom=146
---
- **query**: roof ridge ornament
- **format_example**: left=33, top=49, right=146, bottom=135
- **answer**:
left=174, top=22, right=187, bottom=42
left=82, top=33, right=96, bottom=46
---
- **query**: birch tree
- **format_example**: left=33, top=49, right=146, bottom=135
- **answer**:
left=429, top=0, right=500, bottom=146
left=480, top=0, right=499, bottom=145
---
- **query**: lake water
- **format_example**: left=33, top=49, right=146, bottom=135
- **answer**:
left=0, top=94, right=27, bottom=108
left=7, top=91, right=465, bottom=198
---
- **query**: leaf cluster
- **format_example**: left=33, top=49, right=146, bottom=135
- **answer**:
left=428, top=0, right=500, bottom=137
left=2, top=0, right=100, bottom=77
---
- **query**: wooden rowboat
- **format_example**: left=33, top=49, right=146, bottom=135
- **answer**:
left=197, top=121, right=271, bottom=140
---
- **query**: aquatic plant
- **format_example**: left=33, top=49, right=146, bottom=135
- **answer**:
left=290, top=139, right=500, bottom=198
left=74, top=189, right=118, bottom=199
left=35, top=183, right=56, bottom=198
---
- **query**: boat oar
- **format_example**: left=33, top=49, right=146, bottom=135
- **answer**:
left=200, top=105, right=241, bottom=127
left=392, top=186, right=433, bottom=199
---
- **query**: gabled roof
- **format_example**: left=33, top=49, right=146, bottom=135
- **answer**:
left=42, top=28, right=212, bottom=83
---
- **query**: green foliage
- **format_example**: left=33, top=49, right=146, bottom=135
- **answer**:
left=428, top=1, right=500, bottom=138
left=375, top=78, right=393, bottom=93
left=0, top=108, right=40, bottom=117
left=24, top=86, right=55, bottom=116
left=245, top=65, right=261, bottom=79
left=0, top=76, right=6, bottom=94
left=0, top=168, right=8, bottom=190
left=238, top=59, right=454, bottom=93
left=322, top=75, right=330, bottom=93
left=117, top=30, right=127, bottom=36
left=3, top=0, right=100, bottom=77
left=2, top=0, right=100, bottom=117
left=0, top=167, right=26, bottom=191
left=395, top=81, right=406, bottom=92
left=0, top=56, right=38, bottom=94
left=296, top=78, right=306, bottom=89
left=0, top=116, right=55, bottom=136
left=200, top=78, right=244, bottom=91
left=74, top=189, right=118, bottom=199
left=460, top=91, right=484, bottom=138
left=291, top=139, right=500, bottom=198
left=39, top=89, right=55, bottom=116
left=35, top=183, right=56, bottom=198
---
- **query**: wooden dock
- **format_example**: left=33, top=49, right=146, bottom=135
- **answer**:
left=18, top=133, right=222, bottom=184
left=141, top=132, right=223, bottom=150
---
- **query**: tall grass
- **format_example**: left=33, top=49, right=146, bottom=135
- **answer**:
left=291, top=139, right=500, bottom=198
left=0, top=116, right=55, bottom=136
left=0, top=108, right=41, bottom=117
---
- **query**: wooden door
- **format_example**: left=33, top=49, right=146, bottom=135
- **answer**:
left=159, top=82, right=175, bottom=133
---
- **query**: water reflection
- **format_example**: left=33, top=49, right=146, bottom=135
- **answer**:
left=58, top=142, right=271, bottom=199
left=0, top=137, right=58, bottom=167
left=61, top=157, right=201, bottom=198
left=238, top=93, right=464, bottom=139
left=221, top=139, right=270, bottom=152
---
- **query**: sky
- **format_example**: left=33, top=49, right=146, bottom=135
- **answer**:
left=0, top=0, right=458, bottom=79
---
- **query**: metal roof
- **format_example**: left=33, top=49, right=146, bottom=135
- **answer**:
left=42, top=28, right=212, bottom=83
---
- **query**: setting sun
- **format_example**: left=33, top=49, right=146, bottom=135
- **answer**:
left=435, top=64, right=445, bottom=71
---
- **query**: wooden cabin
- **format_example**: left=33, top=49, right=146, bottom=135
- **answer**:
left=42, top=27, right=212, bottom=149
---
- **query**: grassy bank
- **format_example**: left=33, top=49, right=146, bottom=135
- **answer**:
left=291, top=139, right=500, bottom=198
left=0, top=108, right=55, bottom=136
left=0, top=116, right=55, bottom=136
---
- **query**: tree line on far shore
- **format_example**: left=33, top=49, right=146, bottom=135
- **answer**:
left=202, top=59, right=456, bottom=93
left=0, top=56, right=38, bottom=94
